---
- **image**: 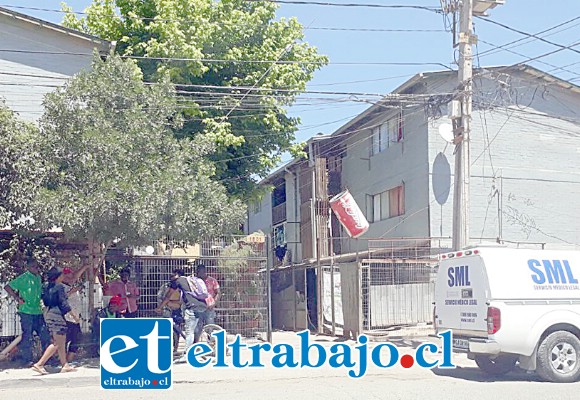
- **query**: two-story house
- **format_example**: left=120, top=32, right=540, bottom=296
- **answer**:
left=0, top=7, right=111, bottom=338
left=247, top=65, right=580, bottom=336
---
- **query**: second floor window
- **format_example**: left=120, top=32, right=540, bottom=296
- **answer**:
left=272, top=181, right=286, bottom=207
left=370, top=111, right=404, bottom=156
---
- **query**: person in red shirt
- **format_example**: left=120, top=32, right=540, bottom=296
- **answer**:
left=101, top=267, right=140, bottom=317
left=194, top=264, right=220, bottom=343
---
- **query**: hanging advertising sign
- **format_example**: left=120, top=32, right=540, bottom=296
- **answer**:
left=329, top=189, right=369, bottom=238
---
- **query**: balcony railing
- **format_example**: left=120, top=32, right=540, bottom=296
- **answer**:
left=272, top=202, right=287, bottom=225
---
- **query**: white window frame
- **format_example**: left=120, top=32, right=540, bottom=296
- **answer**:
left=370, top=111, right=404, bottom=156
left=367, top=184, right=405, bottom=223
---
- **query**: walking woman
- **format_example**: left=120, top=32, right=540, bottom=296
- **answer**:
left=32, top=266, right=80, bottom=375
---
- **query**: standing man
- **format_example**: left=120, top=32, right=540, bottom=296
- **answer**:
left=61, top=264, right=90, bottom=363
left=3, top=258, right=51, bottom=367
left=194, top=264, right=221, bottom=343
left=155, top=269, right=208, bottom=363
left=102, top=267, right=140, bottom=317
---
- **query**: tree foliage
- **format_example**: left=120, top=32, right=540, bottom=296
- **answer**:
left=0, top=103, right=45, bottom=229
left=31, top=53, right=245, bottom=253
left=62, top=0, right=327, bottom=199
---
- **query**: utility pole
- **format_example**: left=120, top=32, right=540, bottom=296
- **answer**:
left=451, top=0, right=505, bottom=251
left=452, top=0, right=474, bottom=251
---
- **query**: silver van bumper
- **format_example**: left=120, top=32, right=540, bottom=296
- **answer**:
left=469, top=338, right=501, bottom=355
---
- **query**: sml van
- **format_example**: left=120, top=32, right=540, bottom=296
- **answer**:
left=434, top=247, right=580, bottom=383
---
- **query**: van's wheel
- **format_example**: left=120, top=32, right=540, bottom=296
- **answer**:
left=474, top=354, right=518, bottom=376
left=536, top=331, right=580, bottom=383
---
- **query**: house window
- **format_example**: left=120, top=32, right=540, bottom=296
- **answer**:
left=371, top=123, right=389, bottom=155
left=370, top=111, right=404, bottom=156
left=389, top=185, right=405, bottom=217
left=366, top=184, right=405, bottom=222
left=272, top=180, right=286, bottom=207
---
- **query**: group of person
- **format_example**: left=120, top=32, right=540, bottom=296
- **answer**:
left=4, top=260, right=90, bottom=374
left=3, top=260, right=142, bottom=374
left=156, top=264, right=220, bottom=362
left=3, top=259, right=221, bottom=371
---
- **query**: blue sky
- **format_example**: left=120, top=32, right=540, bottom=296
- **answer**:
left=9, top=1, right=580, bottom=150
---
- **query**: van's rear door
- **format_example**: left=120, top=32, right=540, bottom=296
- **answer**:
left=435, top=254, right=489, bottom=348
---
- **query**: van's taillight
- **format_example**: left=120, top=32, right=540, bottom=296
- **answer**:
left=487, top=307, right=501, bottom=334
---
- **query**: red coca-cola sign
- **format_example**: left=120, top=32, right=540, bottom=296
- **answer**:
left=329, top=189, right=369, bottom=238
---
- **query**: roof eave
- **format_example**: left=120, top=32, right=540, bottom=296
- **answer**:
left=0, top=6, right=111, bottom=51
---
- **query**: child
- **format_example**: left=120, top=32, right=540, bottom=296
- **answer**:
left=91, top=295, right=123, bottom=356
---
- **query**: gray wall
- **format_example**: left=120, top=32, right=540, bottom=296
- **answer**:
left=428, top=70, right=580, bottom=249
left=248, top=68, right=580, bottom=262
left=246, top=189, right=272, bottom=236
left=339, top=106, right=431, bottom=252
left=0, top=12, right=108, bottom=121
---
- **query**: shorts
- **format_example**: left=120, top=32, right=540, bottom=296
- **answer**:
left=44, top=309, right=67, bottom=336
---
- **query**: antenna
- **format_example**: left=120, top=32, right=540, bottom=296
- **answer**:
left=438, top=123, right=455, bottom=143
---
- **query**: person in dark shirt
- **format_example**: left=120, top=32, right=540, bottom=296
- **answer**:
left=155, top=269, right=208, bottom=362
left=31, top=267, right=80, bottom=375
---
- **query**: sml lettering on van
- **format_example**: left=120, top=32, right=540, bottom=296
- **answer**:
left=447, top=265, right=471, bottom=287
left=528, top=259, right=578, bottom=284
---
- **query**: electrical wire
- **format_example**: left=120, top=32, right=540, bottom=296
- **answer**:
left=475, top=15, right=580, bottom=58
left=476, top=16, right=580, bottom=56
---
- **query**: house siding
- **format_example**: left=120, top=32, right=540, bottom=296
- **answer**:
left=428, top=70, right=580, bottom=249
left=338, top=106, right=431, bottom=252
left=248, top=67, right=580, bottom=265
left=0, top=11, right=109, bottom=121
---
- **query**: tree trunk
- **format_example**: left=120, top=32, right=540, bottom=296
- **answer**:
left=87, top=238, right=108, bottom=323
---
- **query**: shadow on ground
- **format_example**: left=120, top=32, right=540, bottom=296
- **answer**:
left=432, top=365, right=543, bottom=383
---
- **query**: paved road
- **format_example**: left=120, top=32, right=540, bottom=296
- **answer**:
left=1, top=335, right=579, bottom=400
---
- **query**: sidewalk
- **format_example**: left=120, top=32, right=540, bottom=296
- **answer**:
left=0, top=328, right=435, bottom=387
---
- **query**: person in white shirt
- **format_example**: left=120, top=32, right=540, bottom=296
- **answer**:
left=61, top=265, right=90, bottom=363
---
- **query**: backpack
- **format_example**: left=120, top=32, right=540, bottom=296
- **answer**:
left=182, top=276, right=209, bottom=301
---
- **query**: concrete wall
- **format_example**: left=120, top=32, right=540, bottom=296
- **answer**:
left=249, top=68, right=580, bottom=261
left=0, top=12, right=108, bottom=121
left=339, top=106, right=431, bottom=253
left=246, top=190, right=272, bottom=236
left=427, top=70, right=580, bottom=249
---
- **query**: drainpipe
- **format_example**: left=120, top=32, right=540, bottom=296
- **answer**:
left=285, top=167, right=299, bottom=331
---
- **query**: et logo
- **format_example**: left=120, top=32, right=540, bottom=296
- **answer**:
left=100, top=318, right=173, bottom=390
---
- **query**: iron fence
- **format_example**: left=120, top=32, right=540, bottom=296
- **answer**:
left=133, top=235, right=270, bottom=342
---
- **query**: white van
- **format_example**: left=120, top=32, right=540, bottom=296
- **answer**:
left=434, top=246, right=580, bottom=382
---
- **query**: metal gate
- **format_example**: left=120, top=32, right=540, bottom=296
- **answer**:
left=362, top=239, right=438, bottom=330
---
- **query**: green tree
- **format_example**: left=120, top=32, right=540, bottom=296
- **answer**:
left=62, top=0, right=327, bottom=199
left=31, top=53, right=246, bottom=273
left=0, top=102, right=45, bottom=229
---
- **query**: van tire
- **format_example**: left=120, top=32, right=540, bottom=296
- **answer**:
left=536, top=331, right=580, bottom=383
left=474, top=354, right=517, bottom=376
